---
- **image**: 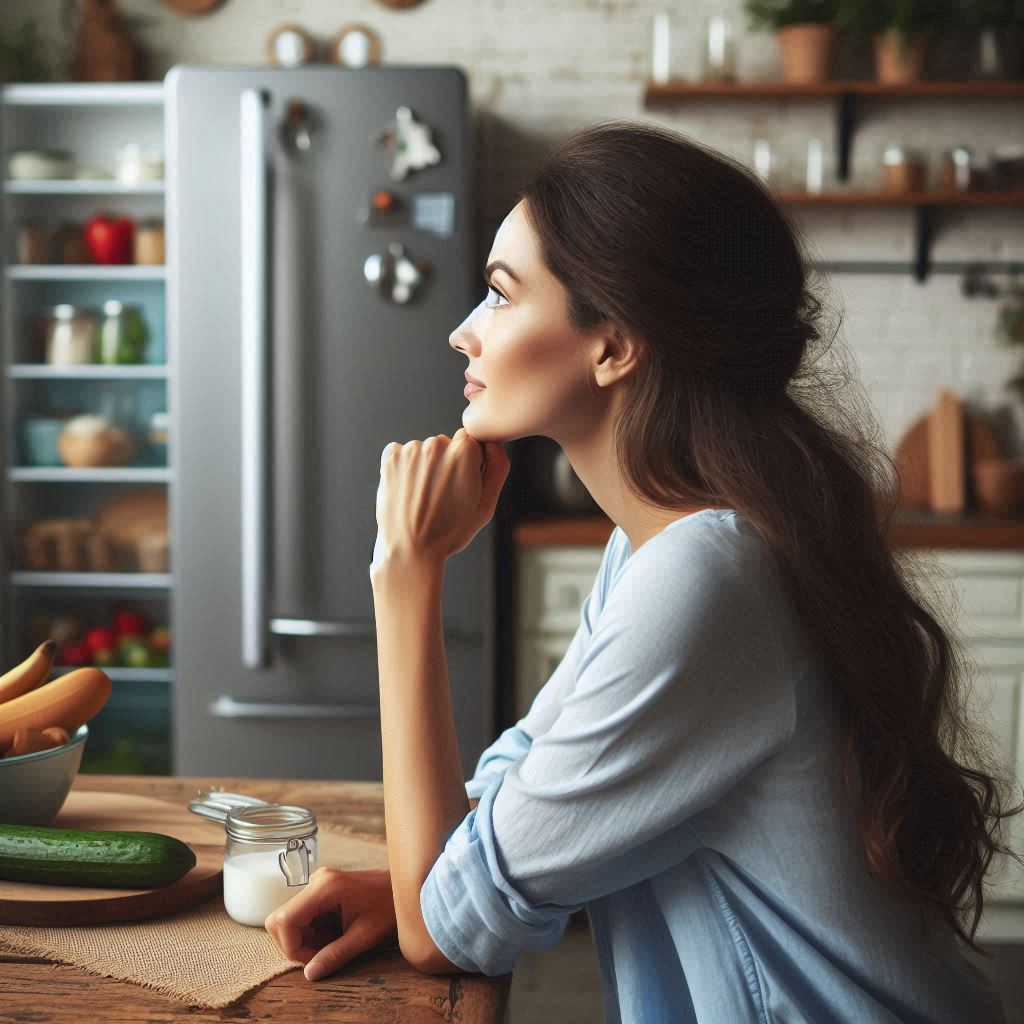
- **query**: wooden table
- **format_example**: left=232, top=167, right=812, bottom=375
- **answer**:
left=0, top=774, right=511, bottom=1024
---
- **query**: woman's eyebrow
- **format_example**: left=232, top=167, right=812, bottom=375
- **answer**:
left=484, top=260, right=521, bottom=285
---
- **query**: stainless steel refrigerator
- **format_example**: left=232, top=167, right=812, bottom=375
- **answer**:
left=165, top=65, right=494, bottom=779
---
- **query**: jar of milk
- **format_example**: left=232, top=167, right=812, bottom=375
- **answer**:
left=222, top=804, right=319, bottom=926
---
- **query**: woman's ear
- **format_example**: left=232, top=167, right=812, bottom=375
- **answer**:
left=592, top=325, right=643, bottom=389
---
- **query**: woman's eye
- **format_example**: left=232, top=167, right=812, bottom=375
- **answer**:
left=484, top=284, right=509, bottom=309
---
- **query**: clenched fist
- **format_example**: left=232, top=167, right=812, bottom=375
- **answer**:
left=370, top=427, right=510, bottom=575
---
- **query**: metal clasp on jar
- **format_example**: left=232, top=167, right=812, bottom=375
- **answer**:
left=278, top=837, right=311, bottom=886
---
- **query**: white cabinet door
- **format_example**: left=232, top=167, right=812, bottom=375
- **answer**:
left=516, top=547, right=603, bottom=720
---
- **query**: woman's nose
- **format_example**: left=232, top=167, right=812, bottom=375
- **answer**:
left=449, top=303, right=481, bottom=354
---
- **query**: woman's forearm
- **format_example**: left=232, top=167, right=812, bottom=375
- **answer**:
left=371, top=555, right=472, bottom=960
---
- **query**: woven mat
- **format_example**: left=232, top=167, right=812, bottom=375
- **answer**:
left=0, top=822, right=389, bottom=1009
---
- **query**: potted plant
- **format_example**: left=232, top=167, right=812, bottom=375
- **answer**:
left=836, top=0, right=956, bottom=83
left=744, top=0, right=843, bottom=83
left=958, top=0, right=1024, bottom=79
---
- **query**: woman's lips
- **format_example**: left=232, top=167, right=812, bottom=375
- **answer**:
left=464, top=382, right=485, bottom=398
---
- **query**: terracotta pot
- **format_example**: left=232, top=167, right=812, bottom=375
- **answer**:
left=872, top=29, right=928, bottom=84
left=972, top=458, right=1024, bottom=517
left=776, top=24, right=838, bottom=84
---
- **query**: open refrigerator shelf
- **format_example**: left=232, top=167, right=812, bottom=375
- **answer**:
left=1, top=81, right=174, bottom=774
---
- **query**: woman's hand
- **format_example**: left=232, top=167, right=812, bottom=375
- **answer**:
left=264, top=867, right=399, bottom=982
left=372, top=427, right=510, bottom=572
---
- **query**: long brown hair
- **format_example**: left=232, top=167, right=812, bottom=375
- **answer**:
left=517, top=120, right=1023, bottom=952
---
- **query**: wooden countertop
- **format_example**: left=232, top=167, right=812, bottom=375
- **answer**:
left=513, top=510, right=1024, bottom=550
left=0, top=774, right=510, bottom=1024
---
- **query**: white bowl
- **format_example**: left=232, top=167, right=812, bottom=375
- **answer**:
left=0, top=725, right=87, bottom=826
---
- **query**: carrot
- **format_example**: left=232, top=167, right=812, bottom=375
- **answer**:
left=0, top=668, right=111, bottom=750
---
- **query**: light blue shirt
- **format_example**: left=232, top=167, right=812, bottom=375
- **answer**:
left=419, top=508, right=1006, bottom=1023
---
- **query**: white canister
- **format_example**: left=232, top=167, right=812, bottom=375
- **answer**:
left=223, top=804, right=318, bottom=927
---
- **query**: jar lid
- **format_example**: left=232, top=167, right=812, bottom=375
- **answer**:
left=44, top=304, right=99, bottom=320
left=226, top=804, right=318, bottom=844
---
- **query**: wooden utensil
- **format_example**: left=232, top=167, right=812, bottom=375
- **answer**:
left=893, top=406, right=1000, bottom=510
left=0, top=791, right=223, bottom=926
left=928, top=390, right=966, bottom=514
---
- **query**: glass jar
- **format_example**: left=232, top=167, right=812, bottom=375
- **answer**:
left=223, top=804, right=319, bottom=927
left=701, top=14, right=737, bottom=82
left=881, top=143, right=926, bottom=193
left=147, top=410, right=169, bottom=465
left=938, top=146, right=976, bottom=192
left=99, top=300, right=149, bottom=364
left=40, top=304, right=99, bottom=365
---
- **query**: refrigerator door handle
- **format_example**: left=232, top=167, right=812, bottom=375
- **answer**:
left=209, top=695, right=381, bottom=720
left=240, top=87, right=271, bottom=670
left=269, top=617, right=481, bottom=640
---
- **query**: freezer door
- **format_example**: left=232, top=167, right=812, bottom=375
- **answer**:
left=166, top=66, right=494, bottom=779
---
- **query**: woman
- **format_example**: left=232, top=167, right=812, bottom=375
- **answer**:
left=265, top=121, right=1017, bottom=1022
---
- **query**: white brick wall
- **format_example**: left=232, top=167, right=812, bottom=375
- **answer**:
left=5, top=0, right=1022, bottom=452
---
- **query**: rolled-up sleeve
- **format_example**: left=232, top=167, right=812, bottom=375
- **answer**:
left=422, top=528, right=799, bottom=976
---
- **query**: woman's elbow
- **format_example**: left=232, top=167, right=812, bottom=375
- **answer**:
left=402, top=933, right=472, bottom=975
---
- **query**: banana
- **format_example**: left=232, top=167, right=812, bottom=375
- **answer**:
left=0, top=639, right=57, bottom=705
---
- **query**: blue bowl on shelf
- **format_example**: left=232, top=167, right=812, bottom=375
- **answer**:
left=21, top=417, right=65, bottom=467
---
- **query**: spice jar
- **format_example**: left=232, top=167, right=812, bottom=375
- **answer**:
left=98, top=300, right=148, bottom=364
left=40, top=304, right=99, bottom=365
left=881, top=144, right=925, bottom=193
left=16, top=221, right=49, bottom=264
left=134, top=219, right=165, bottom=265
left=938, top=146, right=977, bottom=192
left=53, top=222, right=90, bottom=265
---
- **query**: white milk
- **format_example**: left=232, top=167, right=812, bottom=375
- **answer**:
left=223, top=849, right=314, bottom=927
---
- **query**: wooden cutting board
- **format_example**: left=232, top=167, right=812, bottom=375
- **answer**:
left=0, top=791, right=224, bottom=926
left=893, top=407, right=1001, bottom=511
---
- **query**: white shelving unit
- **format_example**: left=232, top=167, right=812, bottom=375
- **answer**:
left=1, top=81, right=173, bottom=774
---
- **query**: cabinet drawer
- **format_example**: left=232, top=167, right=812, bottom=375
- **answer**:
left=961, top=640, right=1024, bottom=902
left=911, top=549, right=1024, bottom=641
left=519, top=546, right=604, bottom=633
left=514, top=630, right=577, bottom=721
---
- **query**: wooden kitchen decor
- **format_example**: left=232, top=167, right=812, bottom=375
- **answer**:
left=892, top=390, right=1000, bottom=512
left=0, top=791, right=223, bottom=926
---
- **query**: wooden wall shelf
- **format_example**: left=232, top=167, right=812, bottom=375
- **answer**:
left=642, top=77, right=1024, bottom=282
left=776, top=189, right=1024, bottom=206
left=643, top=79, right=1024, bottom=103
left=513, top=513, right=1024, bottom=551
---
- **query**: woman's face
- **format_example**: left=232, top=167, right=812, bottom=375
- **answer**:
left=449, top=200, right=601, bottom=444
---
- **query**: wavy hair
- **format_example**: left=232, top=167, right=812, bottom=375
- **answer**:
left=517, top=120, right=1023, bottom=951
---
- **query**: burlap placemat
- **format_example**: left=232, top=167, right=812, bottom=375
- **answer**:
left=0, top=822, right=390, bottom=1008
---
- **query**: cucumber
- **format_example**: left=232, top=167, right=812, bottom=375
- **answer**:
left=0, top=824, right=197, bottom=888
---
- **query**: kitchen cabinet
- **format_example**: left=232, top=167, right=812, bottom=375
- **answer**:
left=0, top=83, right=173, bottom=774
left=515, top=539, right=1024, bottom=924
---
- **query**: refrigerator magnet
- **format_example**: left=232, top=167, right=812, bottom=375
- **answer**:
left=372, top=107, right=442, bottom=181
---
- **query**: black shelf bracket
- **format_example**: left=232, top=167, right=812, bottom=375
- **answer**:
left=914, top=205, right=936, bottom=283
left=836, top=91, right=856, bottom=183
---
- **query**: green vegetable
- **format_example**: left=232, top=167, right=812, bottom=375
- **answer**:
left=0, top=824, right=196, bottom=888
